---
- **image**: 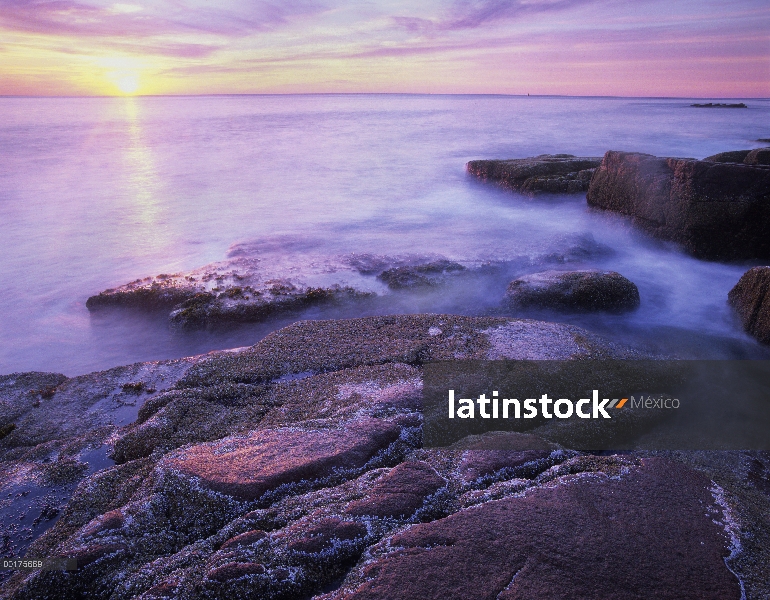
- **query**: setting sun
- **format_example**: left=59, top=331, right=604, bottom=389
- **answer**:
left=112, top=72, right=139, bottom=95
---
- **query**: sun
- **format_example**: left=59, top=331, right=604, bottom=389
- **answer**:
left=111, top=71, right=140, bottom=95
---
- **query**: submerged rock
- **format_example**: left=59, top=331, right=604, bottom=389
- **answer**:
left=506, top=269, right=640, bottom=312
left=377, top=260, right=465, bottom=289
left=691, top=102, right=747, bottom=108
left=728, top=266, right=770, bottom=344
left=586, top=150, right=770, bottom=260
left=467, top=154, right=601, bottom=194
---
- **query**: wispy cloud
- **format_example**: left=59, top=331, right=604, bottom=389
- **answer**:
left=392, top=0, right=601, bottom=33
left=0, top=0, right=767, bottom=96
left=0, top=0, right=327, bottom=38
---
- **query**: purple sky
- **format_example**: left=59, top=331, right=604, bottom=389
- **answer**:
left=1, top=0, right=768, bottom=96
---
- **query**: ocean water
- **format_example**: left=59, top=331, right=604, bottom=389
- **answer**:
left=1, top=94, right=769, bottom=376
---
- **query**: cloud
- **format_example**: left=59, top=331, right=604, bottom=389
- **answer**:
left=0, top=0, right=328, bottom=38
left=391, top=0, right=601, bottom=33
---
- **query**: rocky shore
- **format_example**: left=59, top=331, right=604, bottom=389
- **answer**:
left=1, top=315, right=768, bottom=599
left=3, top=145, right=770, bottom=598
left=467, top=147, right=770, bottom=262
left=586, top=150, right=770, bottom=259
left=466, top=154, right=601, bottom=194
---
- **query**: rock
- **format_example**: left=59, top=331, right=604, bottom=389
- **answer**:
left=168, top=284, right=373, bottom=330
left=506, top=270, right=640, bottom=312
left=71, top=542, right=128, bottom=568
left=178, top=315, right=636, bottom=389
left=377, top=261, right=465, bottom=289
left=345, top=461, right=445, bottom=518
left=467, top=154, right=601, bottom=194
left=18, top=315, right=767, bottom=600
left=458, top=450, right=553, bottom=482
left=691, top=102, right=747, bottom=108
left=745, top=148, right=770, bottom=166
left=220, top=529, right=267, bottom=550
left=206, top=562, right=266, bottom=582
left=86, top=284, right=196, bottom=312
left=586, top=150, right=770, bottom=259
left=330, top=459, right=741, bottom=600
left=703, top=150, right=753, bottom=163
left=160, top=418, right=402, bottom=501
left=110, top=392, right=268, bottom=463
left=81, top=509, right=125, bottom=537
left=703, top=148, right=770, bottom=166
left=728, top=266, right=770, bottom=344
left=87, top=268, right=376, bottom=331
left=286, top=518, right=367, bottom=553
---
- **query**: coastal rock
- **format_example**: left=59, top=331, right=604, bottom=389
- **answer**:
left=458, top=449, right=553, bottom=483
left=285, top=518, right=367, bottom=553
left=85, top=284, right=196, bottom=312
left=745, top=148, right=770, bottom=166
left=219, top=529, right=267, bottom=550
left=327, top=459, right=741, bottom=600
left=6, top=316, right=767, bottom=600
left=168, top=284, right=373, bottom=330
left=377, top=260, right=465, bottom=289
left=178, top=314, right=634, bottom=389
left=703, top=149, right=753, bottom=164
left=506, top=269, right=640, bottom=312
left=728, top=266, right=770, bottom=344
left=586, top=150, right=770, bottom=259
left=87, top=276, right=374, bottom=330
left=703, top=147, right=770, bottom=166
left=160, top=418, right=402, bottom=501
left=206, top=561, right=266, bottom=582
left=85, top=254, right=381, bottom=330
left=467, top=154, right=601, bottom=194
left=345, top=461, right=445, bottom=518
left=691, top=102, right=747, bottom=108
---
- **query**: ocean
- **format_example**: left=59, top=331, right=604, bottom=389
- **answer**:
left=1, top=94, right=769, bottom=376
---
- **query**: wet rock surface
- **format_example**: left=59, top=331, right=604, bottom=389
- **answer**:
left=506, top=269, right=640, bottom=312
left=0, top=360, right=194, bottom=565
left=0, top=315, right=765, bottom=599
left=587, top=150, right=770, bottom=259
left=728, top=266, right=770, bottom=344
left=467, top=154, right=602, bottom=194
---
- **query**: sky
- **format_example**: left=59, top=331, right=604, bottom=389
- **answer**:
left=0, top=0, right=768, bottom=97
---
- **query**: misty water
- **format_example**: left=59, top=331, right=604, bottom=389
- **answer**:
left=1, top=94, right=769, bottom=376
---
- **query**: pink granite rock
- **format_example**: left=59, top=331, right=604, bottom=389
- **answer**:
left=335, top=459, right=741, bottom=600
left=162, top=418, right=401, bottom=501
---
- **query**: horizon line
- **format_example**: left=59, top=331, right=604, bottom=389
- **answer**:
left=1, top=92, right=769, bottom=101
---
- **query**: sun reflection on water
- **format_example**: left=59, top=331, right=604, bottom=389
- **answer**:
left=121, top=97, right=165, bottom=252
